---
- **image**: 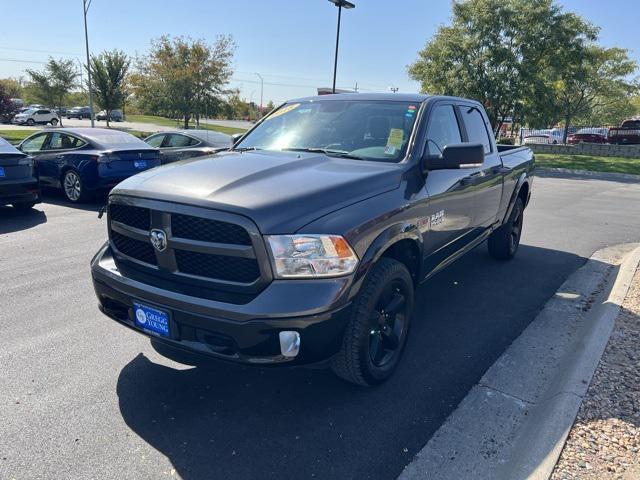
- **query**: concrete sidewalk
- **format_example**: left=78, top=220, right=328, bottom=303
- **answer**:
left=399, top=243, right=640, bottom=480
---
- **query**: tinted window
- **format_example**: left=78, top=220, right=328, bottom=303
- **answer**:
left=462, top=107, right=492, bottom=154
left=46, top=133, right=85, bottom=150
left=426, top=105, right=462, bottom=154
left=145, top=134, right=165, bottom=148
left=166, top=134, right=197, bottom=147
left=21, top=133, right=48, bottom=152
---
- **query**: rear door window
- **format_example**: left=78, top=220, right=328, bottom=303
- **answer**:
left=166, top=134, right=197, bottom=147
left=45, top=133, right=86, bottom=150
left=145, top=134, right=165, bottom=148
left=426, top=105, right=462, bottom=154
left=461, top=107, right=492, bottom=154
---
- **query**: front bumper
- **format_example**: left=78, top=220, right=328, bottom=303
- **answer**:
left=91, top=243, right=354, bottom=365
left=0, top=178, right=40, bottom=206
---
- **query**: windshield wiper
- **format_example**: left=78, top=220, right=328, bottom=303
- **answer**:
left=233, top=146, right=262, bottom=152
left=282, top=147, right=365, bottom=160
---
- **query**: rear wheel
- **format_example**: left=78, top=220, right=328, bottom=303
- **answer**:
left=331, top=258, right=414, bottom=386
left=62, top=170, right=87, bottom=203
left=488, top=197, right=524, bottom=260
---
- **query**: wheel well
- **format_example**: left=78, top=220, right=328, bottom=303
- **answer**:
left=380, top=239, right=420, bottom=284
left=518, top=182, right=530, bottom=207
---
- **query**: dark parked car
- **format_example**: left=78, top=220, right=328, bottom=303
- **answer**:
left=144, top=129, right=232, bottom=164
left=18, top=128, right=160, bottom=203
left=91, top=93, right=534, bottom=386
left=567, top=127, right=609, bottom=144
left=0, top=137, right=40, bottom=211
left=608, top=118, right=640, bottom=145
left=96, top=109, right=124, bottom=122
left=67, top=106, right=93, bottom=120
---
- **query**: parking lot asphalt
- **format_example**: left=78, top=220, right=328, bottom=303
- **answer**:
left=2, top=174, right=640, bottom=480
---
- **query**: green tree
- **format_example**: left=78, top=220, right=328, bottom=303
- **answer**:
left=546, top=46, right=637, bottom=140
left=408, top=0, right=605, bottom=134
left=0, top=78, right=23, bottom=99
left=131, top=35, right=235, bottom=128
left=0, top=83, right=19, bottom=123
left=90, top=50, right=130, bottom=127
left=264, top=100, right=276, bottom=114
left=26, top=58, right=77, bottom=126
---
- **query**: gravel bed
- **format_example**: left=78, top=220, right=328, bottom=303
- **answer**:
left=551, top=266, right=640, bottom=480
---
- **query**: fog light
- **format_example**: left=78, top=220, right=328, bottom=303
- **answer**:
left=279, top=331, right=300, bottom=358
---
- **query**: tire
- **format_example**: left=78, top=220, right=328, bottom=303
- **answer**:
left=26, top=118, right=35, bottom=126
left=12, top=202, right=36, bottom=211
left=488, top=197, right=524, bottom=260
left=50, top=118, right=58, bottom=126
left=62, top=169, right=88, bottom=203
left=331, top=258, right=414, bottom=386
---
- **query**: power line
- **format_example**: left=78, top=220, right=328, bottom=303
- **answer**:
left=0, top=57, right=48, bottom=65
left=0, top=46, right=84, bottom=57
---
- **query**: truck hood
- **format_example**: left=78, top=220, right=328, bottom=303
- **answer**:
left=112, top=150, right=403, bottom=233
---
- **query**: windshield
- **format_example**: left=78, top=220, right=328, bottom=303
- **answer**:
left=235, top=99, right=421, bottom=162
left=22, top=108, right=36, bottom=115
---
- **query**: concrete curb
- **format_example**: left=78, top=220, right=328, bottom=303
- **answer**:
left=398, top=243, right=640, bottom=480
left=537, top=167, right=640, bottom=183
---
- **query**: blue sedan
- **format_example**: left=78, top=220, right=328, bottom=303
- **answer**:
left=17, top=128, right=161, bottom=202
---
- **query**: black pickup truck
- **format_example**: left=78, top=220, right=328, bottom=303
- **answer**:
left=91, top=93, right=534, bottom=386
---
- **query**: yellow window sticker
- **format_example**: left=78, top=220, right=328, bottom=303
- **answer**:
left=268, top=103, right=301, bottom=119
left=387, top=128, right=404, bottom=148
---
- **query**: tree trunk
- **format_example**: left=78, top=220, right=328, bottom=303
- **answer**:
left=563, top=112, right=571, bottom=144
left=183, top=115, right=190, bottom=130
left=106, top=110, right=111, bottom=129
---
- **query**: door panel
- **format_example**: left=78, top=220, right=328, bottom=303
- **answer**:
left=458, top=105, right=503, bottom=228
left=420, top=103, right=479, bottom=274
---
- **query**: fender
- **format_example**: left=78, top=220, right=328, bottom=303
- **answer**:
left=502, top=172, right=530, bottom=224
left=348, top=222, right=423, bottom=299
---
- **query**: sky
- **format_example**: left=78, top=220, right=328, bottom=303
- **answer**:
left=1, top=0, right=638, bottom=106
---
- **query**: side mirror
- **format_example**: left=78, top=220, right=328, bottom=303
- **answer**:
left=231, top=133, right=243, bottom=145
left=422, top=143, right=484, bottom=173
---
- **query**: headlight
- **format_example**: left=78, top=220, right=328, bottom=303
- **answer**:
left=266, top=234, right=358, bottom=278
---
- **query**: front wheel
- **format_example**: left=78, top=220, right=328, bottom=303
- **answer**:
left=50, top=118, right=58, bottom=126
left=26, top=118, right=35, bottom=126
left=331, top=258, right=414, bottom=386
left=62, top=170, right=87, bottom=203
left=488, top=197, right=524, bottom=260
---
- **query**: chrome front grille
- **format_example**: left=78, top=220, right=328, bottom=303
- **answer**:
left=107, top=197, right=271, bottom=293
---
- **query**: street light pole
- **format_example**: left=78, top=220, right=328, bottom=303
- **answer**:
left=328, top=0, right=355, bottom=94
left=83, top=0, right=95, bottom=127
left=255, top=72, right=264, bottom=115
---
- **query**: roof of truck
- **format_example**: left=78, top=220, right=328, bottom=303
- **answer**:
left=288, top=92, right=431, bottom=103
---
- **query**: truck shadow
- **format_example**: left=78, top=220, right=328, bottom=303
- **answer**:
left=0, top=205, right=47, bottom=234
left=41, top=189, right=106, bottom=213
left=116, top=244, right=588, bottom=480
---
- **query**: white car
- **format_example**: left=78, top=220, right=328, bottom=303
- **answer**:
left=522, top=129, right=563, bottom=145
left=12, top=108, right=59, bottom=126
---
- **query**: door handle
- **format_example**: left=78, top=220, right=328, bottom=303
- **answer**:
left=55, top=155, right=65, bottom=160
left=460, top=171, right=484, bottom=186
left=492, top=165, right=511, bottom=175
